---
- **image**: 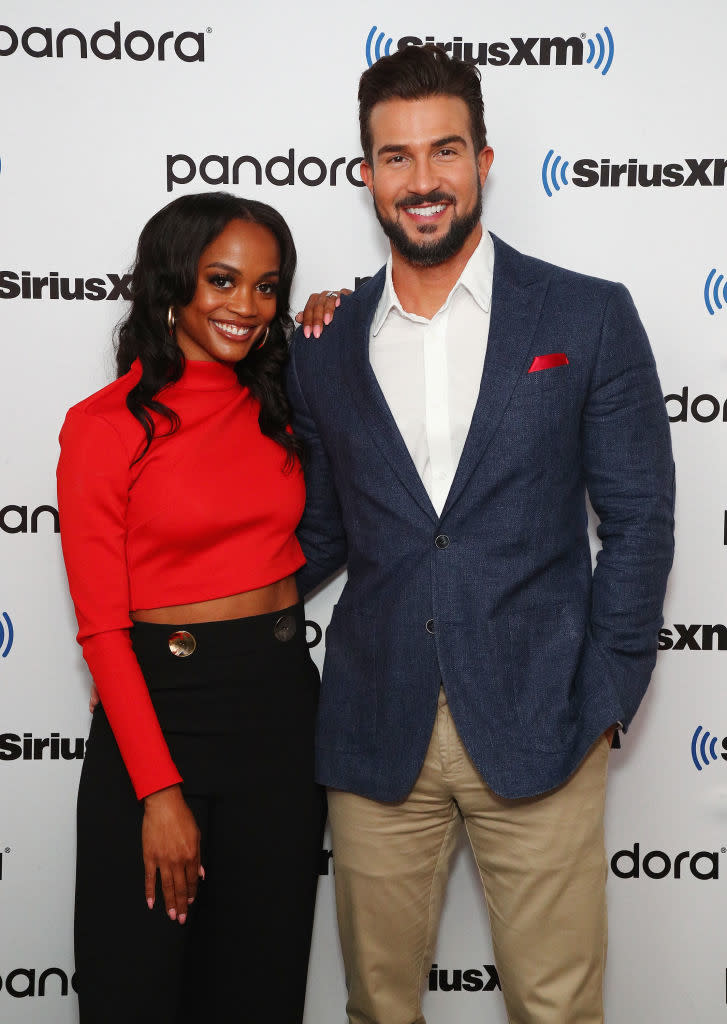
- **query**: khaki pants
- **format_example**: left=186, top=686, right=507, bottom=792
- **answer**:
left=328, top=689, right=609, bottom=1024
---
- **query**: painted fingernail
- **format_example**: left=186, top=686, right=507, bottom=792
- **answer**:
left=303, top=325, right=311, bottom=338
left=313, top=325, right=321, bottom=339
left=168, top=908, right=177, bottom=921
left=199, top=866, right=205, bottom=880
left=147, top=898, right=154, bottom=910
left=178, top=913, right=186, bottom=924
left=324, top=313, right=332, bottom=325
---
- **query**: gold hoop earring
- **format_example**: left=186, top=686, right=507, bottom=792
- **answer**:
left=253, top=326, right=269, bottom=351
left=167, top=306, right=176, bottom=336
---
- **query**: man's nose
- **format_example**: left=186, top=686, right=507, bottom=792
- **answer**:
left=408, top=158, right=440, bottom=197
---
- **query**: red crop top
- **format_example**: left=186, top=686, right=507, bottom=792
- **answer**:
left=57, top=358, right=306, bottom=799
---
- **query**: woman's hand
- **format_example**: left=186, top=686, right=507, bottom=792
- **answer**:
left=142, top=784, right=202, bottom=925
left=89, top=683, right=100, bottom=713
left=295, top=289, right=352, bottom=339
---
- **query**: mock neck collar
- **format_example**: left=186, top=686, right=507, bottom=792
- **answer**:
left=176, top=357, right=241, bottom=391
left=128, top=357, right=243, bottom=393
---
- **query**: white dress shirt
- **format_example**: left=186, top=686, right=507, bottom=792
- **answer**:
left=369, top=230, right=495, bottom=516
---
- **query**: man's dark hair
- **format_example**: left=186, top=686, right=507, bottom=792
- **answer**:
left=359, top=44, right=487, bottom=165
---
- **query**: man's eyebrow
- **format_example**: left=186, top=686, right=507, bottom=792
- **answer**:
left=376, top=135, right=468, bottom=159
left=432, top=135, right=467, bottom=149
left=376, top=143, right=408, bottom=158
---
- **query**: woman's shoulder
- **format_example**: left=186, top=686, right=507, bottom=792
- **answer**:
left=61, top=362, right=144, bottom=449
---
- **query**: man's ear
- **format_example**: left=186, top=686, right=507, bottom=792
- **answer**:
left=360, top=160, right=374, bottom=195
left=477, top=147, right=495, bottom=187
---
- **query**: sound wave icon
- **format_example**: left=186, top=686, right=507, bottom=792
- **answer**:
left=366, top=25, right=393, bottom=67
left=691, top=725, right=720, bottom=771
left=0, top=612, right=14, bottom=658
left=541, top=150, right=569, bottom=197
left=704, top=269, right=727, bottom=315
left=585, top=26, right=615, bottom=76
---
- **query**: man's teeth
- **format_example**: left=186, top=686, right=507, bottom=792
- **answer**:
left=212, top=321, right=251, bottom=336
left=406, top=203, right=447, bottom=217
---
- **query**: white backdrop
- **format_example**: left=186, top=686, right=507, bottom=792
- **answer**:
left=1, top=0, right=725, bottom=1019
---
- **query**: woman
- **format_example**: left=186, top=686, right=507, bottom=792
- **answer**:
left=57, top=192, right=326, bottom=1023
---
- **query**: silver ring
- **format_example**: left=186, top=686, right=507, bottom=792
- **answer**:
left=325, top=290, right=339, bottom=298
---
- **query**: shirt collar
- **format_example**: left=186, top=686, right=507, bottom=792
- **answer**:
left=371, top=228, right=495, bottom=337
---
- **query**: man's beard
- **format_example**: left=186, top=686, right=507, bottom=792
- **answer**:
left=372, top=180, right=483, bottom=268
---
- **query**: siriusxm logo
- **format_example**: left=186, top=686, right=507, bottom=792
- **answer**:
left=365, top=25, right=614, bottom=74
left=0, top=613, right=13, bottom=659
left=691, top=725, right=727, bottom=771
left=541, top=152, right=727, bottom=196
left=0, top=271, right=131, bottom=301
left=0, top=732, right=85, bottom=761
left=428, top=963, right=501, bottom=993
left=659, top=624, right=727, bottom=650
left=0, top=22, right=206, bottom=61
left=705, top=269, right=727, bottom=315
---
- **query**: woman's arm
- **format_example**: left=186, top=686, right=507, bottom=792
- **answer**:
left=57, top=405, right=201, bottom=923
left=57, top=407, right=181, bottom=797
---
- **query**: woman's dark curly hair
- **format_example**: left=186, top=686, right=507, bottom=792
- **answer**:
left=115, top=191, right=301, bottom=467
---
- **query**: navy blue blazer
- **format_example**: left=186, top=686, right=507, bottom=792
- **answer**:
left=287, top=234, right=674, bottom=800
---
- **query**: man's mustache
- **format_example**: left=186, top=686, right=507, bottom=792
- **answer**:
left=394, top=191, right=456, bottom=209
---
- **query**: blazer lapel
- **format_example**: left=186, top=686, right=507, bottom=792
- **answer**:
left=341, top=272, right=437, bottom=523
left=441, top=234, right=551, bottom=519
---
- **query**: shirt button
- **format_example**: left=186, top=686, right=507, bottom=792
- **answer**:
left=425, top=619, right=435, bottom=634
left=435, top=534, right=450, bottom=549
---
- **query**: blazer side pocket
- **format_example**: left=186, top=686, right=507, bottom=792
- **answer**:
left=506, top=600, right=583, bottom=752
left=318, top=604, right=377, bottom=753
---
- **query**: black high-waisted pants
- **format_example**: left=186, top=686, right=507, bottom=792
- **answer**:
left=74, top=604, right=326, bottom=1023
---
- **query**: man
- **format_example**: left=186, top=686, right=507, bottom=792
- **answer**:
left=288, top=45, right=674, bottom=1024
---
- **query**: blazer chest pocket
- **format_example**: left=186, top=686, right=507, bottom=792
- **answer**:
left=519, top=360, right=571, bottom=395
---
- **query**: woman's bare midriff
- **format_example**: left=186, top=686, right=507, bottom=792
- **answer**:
left=130, top=574, right=299, bottom=625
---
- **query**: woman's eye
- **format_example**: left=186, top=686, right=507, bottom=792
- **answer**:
left=209, top=274, right=234, bottom=288
left=257, top=282, right=278, bottom=295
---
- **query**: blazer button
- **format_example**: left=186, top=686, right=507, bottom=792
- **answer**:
left=435, top=534, right=450, bottom=549
left=425, top=619, right=435, bottom=634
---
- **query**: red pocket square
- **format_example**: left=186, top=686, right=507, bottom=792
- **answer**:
left=528, top=353, right=569, bottom=373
